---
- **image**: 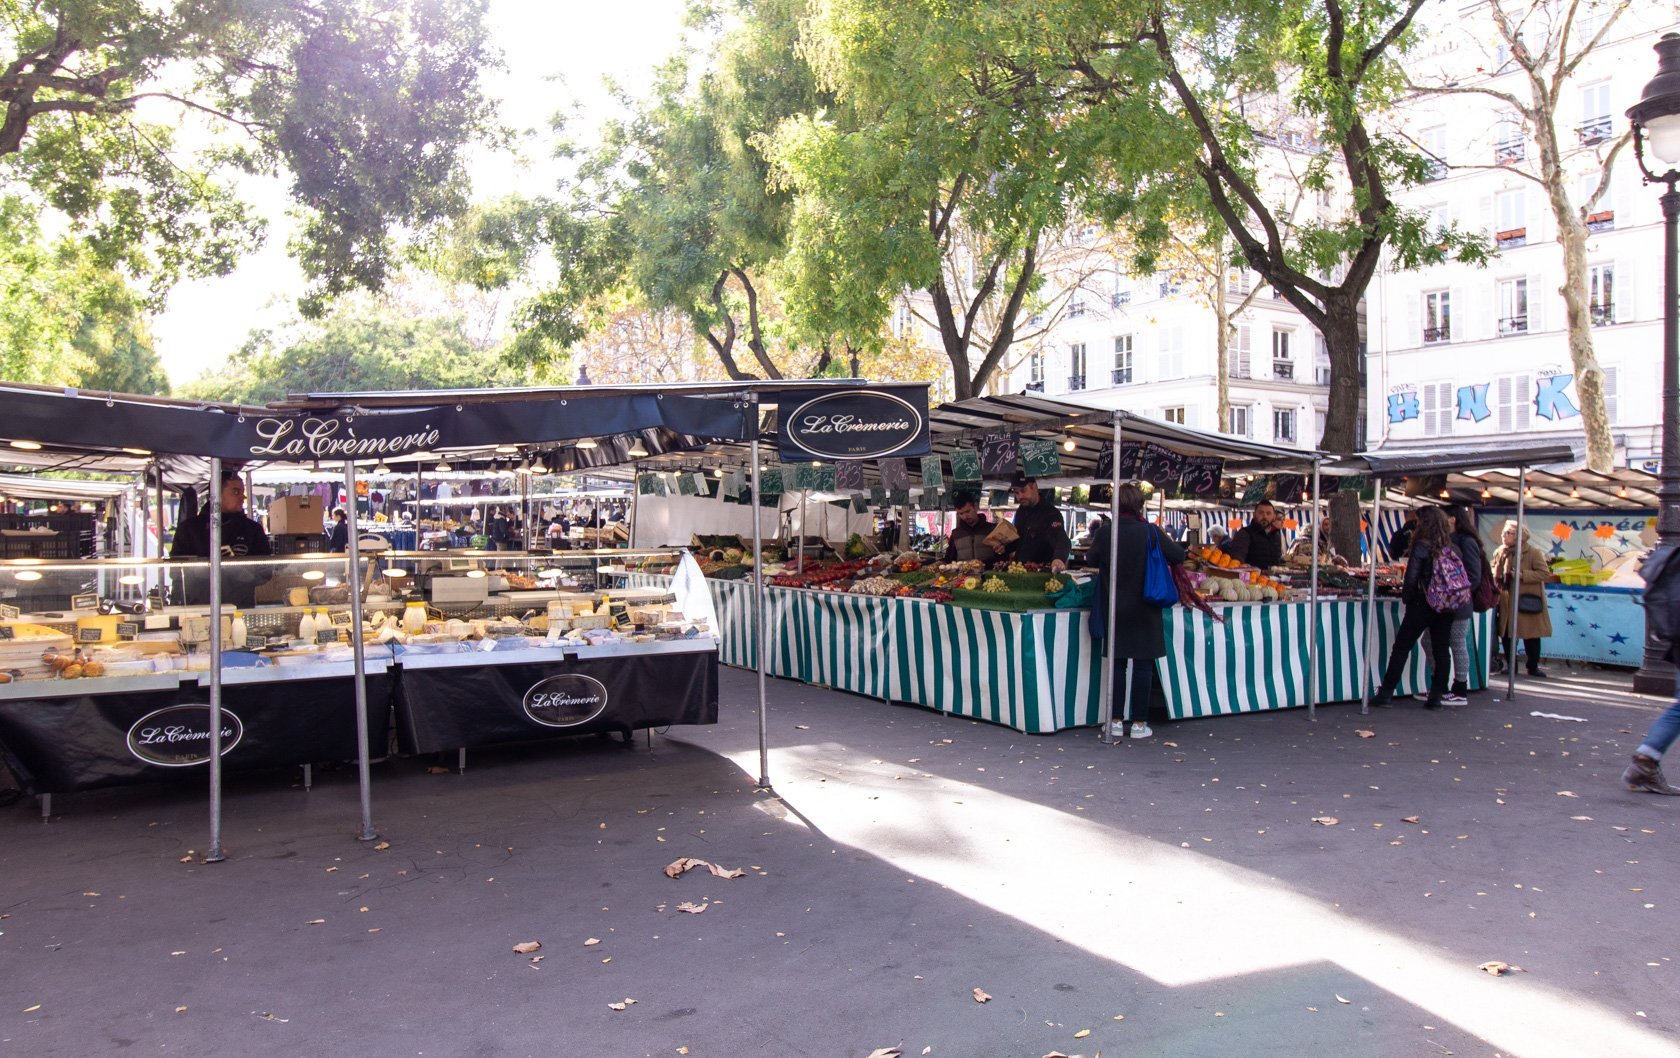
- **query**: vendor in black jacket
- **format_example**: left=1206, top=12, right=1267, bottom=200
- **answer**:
left=1220, top=501, right=1284, bottom=569
left=170, top=471, right=272, bottom=607
left=1006, top=474, right=1070, bottom=571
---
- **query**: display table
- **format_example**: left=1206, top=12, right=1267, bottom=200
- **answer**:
left=620, top=574, right=1493, bottom=733
left=392, top=640, right=719, bottom=754
left=0, top=662, right=394, bottom=795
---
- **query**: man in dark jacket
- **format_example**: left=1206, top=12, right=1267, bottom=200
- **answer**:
left=1220, top=501, right=1284, bottom=569
left=943, top=491, right=1000, bottom=566
left=1007, top=474, right=1070, bottom=571
left=170, top=471, right=272, bottom=608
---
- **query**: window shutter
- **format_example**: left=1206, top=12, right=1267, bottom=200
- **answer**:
left=1449, top=286, right=1465, bottom=339
left=1478, top=280, right=1497, bottom=341
left=1405, top=291, right=1421, bottom=347
left=1602, top=365, right=1619, bottom=425
left=1496, top=375, right=1513, bottom=432
left=1183, top=406, right=1199, bottom=430
left=1615, top=259, right=1634, bottom=322
left=1527, top=272, right=1545, bottom=332
left=1513, top=373, right=1532, bottom=431
left=1478, top=195, right=1495, bottom=236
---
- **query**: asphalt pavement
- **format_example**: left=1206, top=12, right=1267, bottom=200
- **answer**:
left=1, top=664, right=1677, bottom=1058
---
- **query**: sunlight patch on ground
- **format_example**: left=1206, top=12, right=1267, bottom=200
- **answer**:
left=731, top=744, right=1679, bottom=1058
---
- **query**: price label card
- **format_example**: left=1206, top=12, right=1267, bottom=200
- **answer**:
left=71, top=593, right=99, bottom=611
left=979, top=434, right=1019, bottom=478
left=116, top=622, right=141, bottom=639
left=77, top=627, right=105, bottom=643
left=758, top=468, right=785, bottom=497
left=920, top=455, right=944, bottom=490
left=316, top=629, right=342, bottom=645
left=1179, top=456, right=1224, bottom=497
left=246, top=634, right=271, bottom=650
left=815, top=465, right=837, bottom=492
left=0, top=626, right=14, bottom=640
left=877, top=458, right=910, bottom=492
left=948, top=448, right=981, bottom=482
left=835, top=461, right=864, bottom=491
left=1019, top=438, right=1062, bottom=479
left=0, top=604, right=21, bottom=620
left=329, top=610, right=354, bottom=627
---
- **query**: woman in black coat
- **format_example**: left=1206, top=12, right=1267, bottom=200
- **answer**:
left=1089, top=482, right=1187, bottom=740
left=1372, top=506, right=1462, bottom=710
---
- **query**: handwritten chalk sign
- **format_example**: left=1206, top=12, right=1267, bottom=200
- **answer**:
left=78, top=627, right=105, bottom=643
left=72, top=593, right=99, bottom=612
left=920, top=455, right=944, bottom=489
left=979, top=434, right=1019, bottom=478
left=1179, top=456, right=1224, bottom=497
left=835, top=460, right=865, bottom=491
left=116, top=622, right=141, bottom=639
left=1019, top=438, right=1062, bottom=479
left=329, top=610, right=353, bottom=627
left=878, top=458, right=910, bottom=492
left=949, top=448, right=981, bottom=482
left=759, top=468, right=785, bottom=497
left=246, top=634, right=271, bottom=650
left=315, top=629, right=342, bottom=645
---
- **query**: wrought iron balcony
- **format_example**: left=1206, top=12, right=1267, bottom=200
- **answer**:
left=1423, top=325, right=1452, bottom=344
left=1025, top=380, right=1044, bottom=392
left=1590, top=304, right=1615, bottom=327
left=1497, top=315, right=1529, bottom=336
left=1111, top=367, right=1132, bottom=385
left=1273, top=360, right=1294, bottom=380
left=1067, top=374, right=1086, bottom=391
left=1494, top=141, right=1526, bottom=164
left=1577, top=116, right=1612, bottom=146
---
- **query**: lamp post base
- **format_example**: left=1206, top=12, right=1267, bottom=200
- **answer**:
left=1633, top=652, right=1677, bottom=698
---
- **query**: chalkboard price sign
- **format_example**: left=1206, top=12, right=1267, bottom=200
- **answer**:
left=1138, top=443, right=1184, bottom=491
left=919, top=455, right=944, bottom=489
left=246, top=634, right=271, bottom=650
left=1179, top=456, right=1225, bottom=497
left=794, top=463, right=822, bottom=491
left=759, top=468, right=785, bottom=497
left=815, top=465, right=837, bottom=492
left=979, top=434, right=1019, bottom=478
left=948, top=448, right=981, bottom=482
left=116, top=622, right=141, bottom=639
left=315, top=629, right=342, bottom=645
left=0, top=626, right=13, bottom=640
left=71, top=593, right=99, bottom=612
left=878, top=458, right=911, bottom=492
left=1019, top=438, right=1062, bottom=479
left=0, top=604, right=20, bottom=621
left=835, top=460, right=865, bottom=491
left=78, top=627, right=105, bottom=643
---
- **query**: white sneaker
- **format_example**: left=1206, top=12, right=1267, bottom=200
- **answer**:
left=1107, top=721, right=1126, bottom=739
left=1129, top=722, right=1154, bottom=740
left=1440, top=693, right=1468, bottom=706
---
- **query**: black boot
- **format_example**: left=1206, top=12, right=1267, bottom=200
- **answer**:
left=1623, top=754, right=1680, bottom=795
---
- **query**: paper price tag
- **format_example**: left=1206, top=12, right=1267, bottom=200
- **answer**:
left=77, top=627, right=105, bottom=643
left=315, top=629, right=341, bottom=644
left=72, top=593, right=99, bottom=611
left=0, top=604, right=21, bottom=621
left=116, top=622, right=141, bottom=639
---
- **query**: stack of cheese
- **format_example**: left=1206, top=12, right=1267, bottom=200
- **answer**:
left=0, top=623, right=75, bottom=682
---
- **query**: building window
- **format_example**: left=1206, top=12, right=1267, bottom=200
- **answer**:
left=1157, top=276, right=1181, bottom=298
left=1421, top=125, right=1448, bottom=180
left=1580, top=172, right=1614, bottom=231
left=1495, top=110, right=1525, bottom=164
left=1314, top=334, right=1331, bottom=385
left=1228, top=405, right=1252, bottom=438
left=1111, top=284, right=1131, bottom=308
left=1579, top=82, right=1612, bottom=145
left=1577, top=1, right=1609, bottom=40
left=1158, top=327, right=1185, bottom=379
left=1496, top=188, right=1526, bottom=247
left=1231, top=325, right=1252, bottom=379
left=1497, top=277, right=1529, bottom=336
left=1495, top=373, right=1532, bottom=432
left=894, top=305, right=913, bottom=337
left=1028, top=350, right=1044, bottom=391
left=1112, top=335, right=1134, bottom=385
left=1424, top=290, right=1452, bottom=343
left=1226, top=269, right=1251, bottom=296
left=1272, top=328, right=1294, bottom=380
left=1068, top=297, right=1086, bottom=319
left=1421, top=382, right=1455, bottom=438
left=1589, top=263, right=1615, bottom=326
left=1028, top=312, right=1044, bottom=328
left=1272, top=408, right=1297, bottom=444
left=1068, top=343, right=1087, bottom=391
left=1162, top=406, right=1187, bottom=425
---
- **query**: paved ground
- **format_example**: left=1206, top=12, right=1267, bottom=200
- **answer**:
left=2, top=664, right=1677, bottom=1058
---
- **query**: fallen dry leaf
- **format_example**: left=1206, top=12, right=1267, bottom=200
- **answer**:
left=676, top=901, right=708, bottom=914
left=1355, top=730, right=1375, bottom=739
left=306, top=918, right=326, bottom=925
left=795, top=724, right=810, bottom=730
left=1570, top=815, right=1593, bottom=821
left=1073, top=1028, right=1091, bottom=1038
left=584, top=937, right=602, bottom=946
left=23, top=1004, right=40, bottom=1013
left=373, top=841, right=391, bottom=851
left=608, top=1002, right=627, bottom=1011
left=174, top=1006, right=188, bottom=1014
left=865, top=1050, right=902, bottom=1058
left=663, top=857, right=745, bottom=880
left=178, top=855, right=194, bottom=864
left=1556, top=791, right=1579, bottom=798
left=1402, top=816, right=1421, bottom=824
left=972, top=987, right=992, bottom=1003
left=1335, top=994, right=1351, bottom=1004
left=512, top=941, right=542, bottom=954
left=1478, top=961, right=1525, bottom=976
left=1312, top=816, right=1339, bottom=826
left=1042, top=1053, right=1071, bottom=1058
left=427, top=766, right=450, bottom=774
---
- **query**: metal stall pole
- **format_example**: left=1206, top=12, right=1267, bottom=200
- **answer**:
left=1100, top=412, right=1124, bottom=744
left=798, top=491, right=808, bottom=571
left=414, top=466, right=423, bottom=548
left=521, top=469, right=532, bottom=551
left=1507, top=465, right=1527, bottom=699
left=344, top=461, right=377, bottom=842
left=244, top=469, right=256, bottom=522
left=751, top=439, right=770, bottom=787
left=206, top=457, right=227, bottom=863
left=1307, top=458, right=1322, bottom=720
left=1361, top=477, right=1384, bottom=714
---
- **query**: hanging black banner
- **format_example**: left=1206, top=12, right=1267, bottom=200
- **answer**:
left=776, top=387, right=931, bottom=462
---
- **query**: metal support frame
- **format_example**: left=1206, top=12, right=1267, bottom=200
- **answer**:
left=344, top=461, right=377, bottom=842
left=1099, top=412, right=1123, bottom=745
left=1360, top=477, right=1384, bottom=714
left=752, top=436, right=770, bottom=788
left=1507, top=465, right=1527, bottom=699
left=1307, top=459, right=1322, bottom=720
left=206, top=457, right=226, bottom=863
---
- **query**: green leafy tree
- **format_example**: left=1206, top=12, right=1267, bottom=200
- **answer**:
left=183, top=298, right=523, bottom=403
left=0, top=0, right=498, bottom=308
left=74, top=283, right=170, bottom=395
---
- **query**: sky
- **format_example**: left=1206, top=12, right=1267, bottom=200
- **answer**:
left=149, top=0, right=692, bottom=387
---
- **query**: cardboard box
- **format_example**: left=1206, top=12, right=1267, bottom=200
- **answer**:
left=269, top=495, right=324, bottom=535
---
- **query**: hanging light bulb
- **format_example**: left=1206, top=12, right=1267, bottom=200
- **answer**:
left=373, top=460, right=391, bottom=476
left=1439, top=489, right=1450, bottom=499
left=627, top=437, right=649, bottom=458
left=576, top=437, right=599, bottom=450
left=531, top=453, right=549, bottom=474
left=435, top=457, right=452, bottom=473
left=1570, top=486, right=1580, bottom=499
left=1619, top=486, right=1629, bottom=498
left=1062, top=435, right=1076, bottom=452
left=517, top=457, right=531, bottom=474
left=495, top=445, right=519, bottom=454
left=714, top=467, right=725, bottom=478
left=1481, top=487, right=1492, bottom=499
left=9, top=440, right=41, bottom=450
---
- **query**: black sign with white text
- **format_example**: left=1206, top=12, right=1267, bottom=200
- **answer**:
left=126, top=705, right=244, bottom=767
left=778, top=388, right=930, bottom=462
left=522, top=672, right=610, bottom=727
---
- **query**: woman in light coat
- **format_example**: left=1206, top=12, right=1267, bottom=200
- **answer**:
left=1491, top=521, right=1555, bottom=677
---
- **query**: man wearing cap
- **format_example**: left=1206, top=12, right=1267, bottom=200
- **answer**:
left=1005, top=474, right=1070, bottom=572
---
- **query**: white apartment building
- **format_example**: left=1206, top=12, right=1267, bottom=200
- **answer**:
left=997, top=267, right=1331, bottom=450
left=1365, top=4, right=1680, bottom=468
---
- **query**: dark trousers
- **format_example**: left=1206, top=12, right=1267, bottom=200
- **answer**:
left=1113, top=656, right=1159, bottom=724
left=1497, top=635, right=1544, bottom=671
left=1379, top=603, right=1455, bottom=704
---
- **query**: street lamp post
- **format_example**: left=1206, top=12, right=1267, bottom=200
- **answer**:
left=1629, top=33, right=1680, bottom=697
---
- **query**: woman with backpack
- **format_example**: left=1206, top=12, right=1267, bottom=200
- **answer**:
left=1089, top=482, right=1187, bottom=740
left=1491, top=520, right=1556, bottom=678
left=1371, top=506, right=1466, bottom=710
left=1415, top=507, right=1487, bottom=705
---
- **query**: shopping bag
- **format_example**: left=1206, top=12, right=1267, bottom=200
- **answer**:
left=1143, top=527, right=1178, bottom=608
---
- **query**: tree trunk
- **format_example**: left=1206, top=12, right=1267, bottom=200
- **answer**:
left=1552, top=193, right=1614, bottom=473
left=1319, top=295, right=1366, bottom=563
left=1214, top=296, right=1232, bottom=434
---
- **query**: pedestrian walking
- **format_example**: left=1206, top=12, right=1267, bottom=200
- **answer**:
left=1414, top=506, right=1484, bottom=705
left=1491, top=520, right=1555, bottom=677
left=1089, top=482, right=1186, bottom=740
left=1371, top=506, right=1468, bottom=710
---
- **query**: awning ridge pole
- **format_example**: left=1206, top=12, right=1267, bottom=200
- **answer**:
left=206, top=456, right=226, bottom=864
left=1508, top=465, right=1526, bottom=699
left=1307, top=458, right=1322, bottom=720
left=752, top=437, right=769, bottom=788
left=1361, top=477, right=1383, bottom=715
left=345, top=460, right=376, bottom=842
left=1100, top=411, right=1123, bottom=744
